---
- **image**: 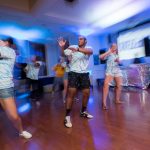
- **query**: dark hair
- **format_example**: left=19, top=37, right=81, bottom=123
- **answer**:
left=61, top=38, right=70, bottom=64
left=36, top=56, right=42, bottom=61
left=64, top=39, right=70, bottom=49
left=1, top=36, right=14, bottom=45
left=79, top=35, right=87, bottom=41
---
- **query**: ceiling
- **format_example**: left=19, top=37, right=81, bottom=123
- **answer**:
left=0, top=0, right=149, bottom=40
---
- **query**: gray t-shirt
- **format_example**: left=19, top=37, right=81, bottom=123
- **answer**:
left=0, top=46, right=16, bottom=89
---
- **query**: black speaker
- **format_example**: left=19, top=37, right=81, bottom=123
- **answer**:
left=144, top=37, right=150, bottom=56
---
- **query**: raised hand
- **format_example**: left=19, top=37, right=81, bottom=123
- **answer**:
left=58, top=37, right=66, bottom=48
left=109, top=48, right=117, bottom=53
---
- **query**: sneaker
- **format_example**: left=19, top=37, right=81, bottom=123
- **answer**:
left=19, top=131, right=32, bottom=139
left=64, top=116, right=72, bottom=128
left=80, top=111, right=93, bottom=119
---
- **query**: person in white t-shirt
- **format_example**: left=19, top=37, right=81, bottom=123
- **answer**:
left=58, top=38, right=80, bottom=103
left=24, top=56, right=42, bottom=101
left=58, top=35, right=93, bottom=128
left=0, top=37, right=32, bottom=139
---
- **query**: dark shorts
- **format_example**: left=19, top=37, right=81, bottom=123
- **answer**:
left=68, top=71, right=90, bottom=89
left=0, top=87, right=14, bottom=99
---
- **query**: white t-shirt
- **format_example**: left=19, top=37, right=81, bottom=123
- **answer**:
left=25, top=61, right=42, bottom=80
left=0, top=46, right=16, bottom=89
left=64, top=45, right=92, bottom=73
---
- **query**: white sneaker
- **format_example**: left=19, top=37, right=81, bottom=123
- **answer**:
left=64, top=116, right=72, bottom=128
left=19, top=131, right=32, bottom=139
left=80, top=111, right=93, bottom=119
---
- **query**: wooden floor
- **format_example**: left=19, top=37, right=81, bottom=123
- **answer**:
left=0, top=86, right=150, bottom=150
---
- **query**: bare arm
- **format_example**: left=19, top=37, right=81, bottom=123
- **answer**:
left=58, top=38, right=66, bottom=56
left=78, top=47, right=93, bottom=55
left=60, top=47, right=65, bottom=56
left=99, top=50, right=111, bottom=60
left=99, top=47, right=117, bottom=60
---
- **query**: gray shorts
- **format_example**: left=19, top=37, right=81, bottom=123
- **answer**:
left=106, top=72, right=122, bottom=77
left=0, top=87, right=14, bottom=99
left=106, top=68, right=122, bottom=77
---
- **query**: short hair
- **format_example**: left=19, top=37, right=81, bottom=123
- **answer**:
left=0, top=36, right=14, bottom=45
left=79, top=35, right=87, bottom=41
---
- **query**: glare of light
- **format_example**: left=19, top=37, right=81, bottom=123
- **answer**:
left=0, top=22, right=50, bottom=40
left=18, top=103, right=31, bottom=113
left=79, top=28, right=95, bottom=36
left=93, top=1, right=150, bottom=28
left=89, top=97, right=94, bottom=104
left=17, top=93, right=29, bottom=99
left=88, top=70, right=92, bottom=76
left=86, top=0, right=133, bottom=22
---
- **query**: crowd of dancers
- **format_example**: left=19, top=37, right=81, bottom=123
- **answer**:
left=0, top=35, right=123, bottom=139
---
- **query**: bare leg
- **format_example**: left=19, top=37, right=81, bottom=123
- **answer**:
left=63, top=79, right=68, bottom=103
left=81, top=88, right=90, bottom=112
left=0, top=98, right=23, bottom=133
left=114, top=76, right=122, bottom=103
left=102, top=75, right=114, bottom=109
left=65, top=88, right=77, bottom=115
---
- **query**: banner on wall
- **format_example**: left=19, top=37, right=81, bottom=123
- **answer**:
left=117, top=23, right=150, bottom=60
